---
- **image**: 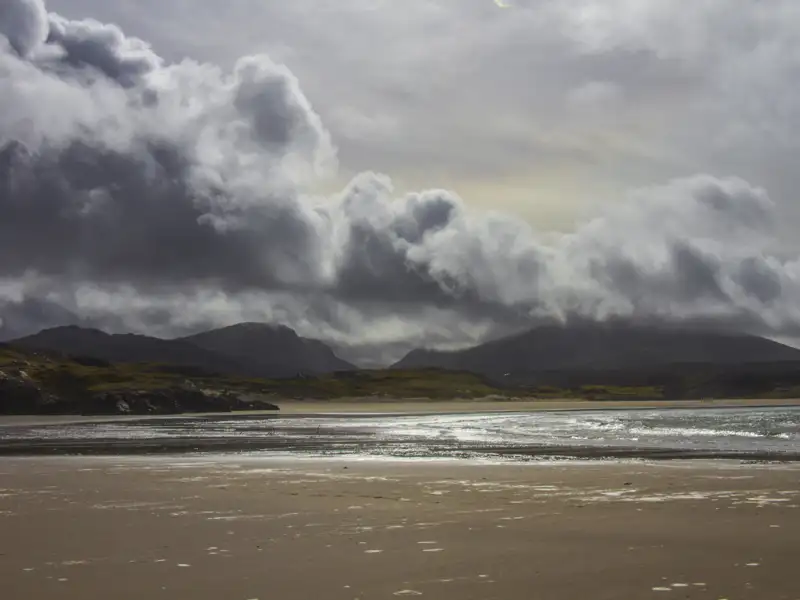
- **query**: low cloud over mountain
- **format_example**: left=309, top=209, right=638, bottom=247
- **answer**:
left=2, top=0, right=800, bottom=365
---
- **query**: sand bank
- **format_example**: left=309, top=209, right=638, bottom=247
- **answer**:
left=1, top=456, right=797, bottom=599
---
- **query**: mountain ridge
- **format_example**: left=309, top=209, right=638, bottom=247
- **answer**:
left=179, top=322, right=354, bottom=375
left=9, top=321, right=800, bottom=386
left=392, top=322, right=800, bottom=383
left=10, top=323, right=354, bottom=379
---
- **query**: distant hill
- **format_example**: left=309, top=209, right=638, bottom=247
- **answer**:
left=6, top=324, right=800, bottom=407
left=10, top=325, right=247, bottom=375
left=10, top=323, right=354, bottom=379
left=0, top=341, right=516, bottom=418
left=392, top=323, right=800, bottom=383
left=179, top=323, right=355, bottom=375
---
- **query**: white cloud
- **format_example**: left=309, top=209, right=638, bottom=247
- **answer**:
left=3, top=0, right=800, bottom=364
left=40, top=0, right=799, bottom=230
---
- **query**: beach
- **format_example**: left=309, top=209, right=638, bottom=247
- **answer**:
left=3, top=397, right=800, bottom=428
left=1, top=456, right=798, bottom=600
left=277, top=397, right=800, bottom=414
left=2, top=402, right=799, bottom=599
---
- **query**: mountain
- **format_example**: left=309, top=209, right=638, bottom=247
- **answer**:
left=392, top=323, right=800, bottom=383
left=10, top=325, right=247, bottom=374
left=179, top=323, right=355, bottom=375
left=9, top=323, right=354, bottom=378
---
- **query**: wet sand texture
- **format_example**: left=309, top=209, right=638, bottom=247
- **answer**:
left=1, top=457, right=798, bottom=600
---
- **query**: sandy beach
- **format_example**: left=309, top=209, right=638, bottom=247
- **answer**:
left=1, top=456, right=798, bottom=600
left=276, top=397, right=800, bottom=414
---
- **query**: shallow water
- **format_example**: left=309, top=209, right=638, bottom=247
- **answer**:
left=2, top=406, right=798, bottom=460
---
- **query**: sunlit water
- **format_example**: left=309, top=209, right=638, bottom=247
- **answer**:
left=2, top=406, right=798, bottom=460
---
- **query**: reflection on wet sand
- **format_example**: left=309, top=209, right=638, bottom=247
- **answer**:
left=1, top=405, right=799, bottom=461
left=1, top=456, right=798, bottom=600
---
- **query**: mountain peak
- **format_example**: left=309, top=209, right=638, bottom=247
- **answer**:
left=205, top=322, right=298, bottom=336
left=181, top=322, right=353, bottom=374
left=9, top=322, right=354, bottom=378
left=393, top=322, right=800, bottom=382
left=28, top=325, right=108, bottom=338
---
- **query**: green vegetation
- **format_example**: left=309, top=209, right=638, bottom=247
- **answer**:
left=0, top=346, right=517, bottom=401
left=579, top=385, right=664, bottom=400
left=4, top=344, right=800, bottom=412
left=263, top=369, right=507, bottom=400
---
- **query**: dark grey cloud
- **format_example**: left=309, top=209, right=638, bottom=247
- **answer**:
left=0, top=140, right=323, bottom=290
left=0, top=297, right=82, bottom=341
left=2, top=0, right=800, bottom=364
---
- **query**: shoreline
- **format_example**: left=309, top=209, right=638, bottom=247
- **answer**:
left=0, top=438, right=798, bottom=461
left=2, top=399, right=797, bottom=460
left=2, top=396, right=799, bottom=428
left=1, top=434, right=798, bottom=462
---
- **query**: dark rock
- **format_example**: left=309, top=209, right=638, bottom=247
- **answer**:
left=81, top=387, right=280, bottom=415
left=0, top=369, right=63, bottom=414
left=0, top=368, right=279, bottom=415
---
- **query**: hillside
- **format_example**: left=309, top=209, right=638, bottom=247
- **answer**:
left=5, top=322, right=800, bottom=416
left=10, top=324, right=354, bottom=379
left=0, top=344, right=281, bottom=415
left=180, top=323, right=354, bottom=375
left=0, top=345, right=510, bottom=415
left=393, top=323, right=800, bottom=383
left=11, top=326, right=250, bottom=375
left=4, top=340, right=800, bottom=415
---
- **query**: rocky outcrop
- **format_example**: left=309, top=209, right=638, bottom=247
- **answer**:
left=0, top=368, right=279, bottom=415
left=82, top=387, right=280, bottom=415
left=0, top=369, right=63, bottom=414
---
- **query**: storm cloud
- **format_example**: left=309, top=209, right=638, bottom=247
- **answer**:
left=2, top=0, right=800, bottom=363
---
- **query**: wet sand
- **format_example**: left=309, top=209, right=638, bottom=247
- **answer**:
left=0, top=400, right=800, bottom=462
left=3, top=399, right=800, bottom=459
left=1, top=457, right=798, bottom=599
left=276, top=397, right=800, bottom=415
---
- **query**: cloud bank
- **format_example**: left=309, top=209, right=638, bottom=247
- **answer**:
left=2, top=0, right=800, bottom=364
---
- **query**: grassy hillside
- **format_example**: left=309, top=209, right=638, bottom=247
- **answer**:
left=4, top=344, right=800, bottom=416
left=0, top=345, right=515, bottom=405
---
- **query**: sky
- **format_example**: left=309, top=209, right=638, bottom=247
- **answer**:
left=1, top=0, right=800, bottom=365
